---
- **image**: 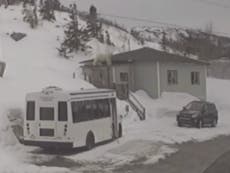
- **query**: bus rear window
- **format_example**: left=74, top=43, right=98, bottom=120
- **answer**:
left=58, top=102, right=67, bottom=121
left=40, top=107, right=54, bottom=121
left=26, top=101, right=35, bottom=121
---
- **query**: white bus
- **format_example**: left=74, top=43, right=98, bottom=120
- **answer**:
left=23, top=86, right=122, bottom=149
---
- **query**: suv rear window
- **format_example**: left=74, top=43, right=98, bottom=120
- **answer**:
left=185, top=101, right=204, bottom=111
left=26, top=101, right=35, bottom=120
left=207, top=104, right=216, bottom=111
left=40, top=107, right=54, bottom=121
left=58, top=102, right=68, bottom=121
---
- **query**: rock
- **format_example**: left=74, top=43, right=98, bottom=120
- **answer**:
left=10, top=32, right=27, bottom=41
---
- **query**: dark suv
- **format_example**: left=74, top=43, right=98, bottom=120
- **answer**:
left=177, top=101, right=218, bottom=128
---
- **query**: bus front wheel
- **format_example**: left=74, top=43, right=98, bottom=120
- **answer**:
left=86, top=132, right=95, bottom=150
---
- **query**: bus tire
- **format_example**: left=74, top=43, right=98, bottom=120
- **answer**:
left=86, top=132, right=95, bottom=150
left=118, top=124, right=122, bottom=138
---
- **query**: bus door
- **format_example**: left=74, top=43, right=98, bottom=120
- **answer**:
left=38, top=102, right=57, bottom=139
left=111, top=98, right=118, bottom=138
left=56, top=101, right=68, bottom=139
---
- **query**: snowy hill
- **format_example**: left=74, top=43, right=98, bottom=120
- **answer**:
left=61, top=0, right=230, bottom=34
left=131, top=26, right=230, bottom=60
left=0, top=5, right=95, bottom=173
left=0, top=4, right=143, bottom=172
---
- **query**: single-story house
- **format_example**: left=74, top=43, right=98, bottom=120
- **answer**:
left=80, top=47, right=209, bottom=100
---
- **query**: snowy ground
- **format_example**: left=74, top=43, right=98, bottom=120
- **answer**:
left=1, top=5, right=230, bottom=173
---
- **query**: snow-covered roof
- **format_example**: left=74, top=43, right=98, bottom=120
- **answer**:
left=81, top=47, right=209, bottom=65
left=26, top=87, right=116, bottom=101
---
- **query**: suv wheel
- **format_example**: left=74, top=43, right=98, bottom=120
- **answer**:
left=212, top=118, right=217, bottom=127
left=197, top=119, right=203, bottom=129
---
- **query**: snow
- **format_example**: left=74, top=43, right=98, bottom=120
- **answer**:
left=61, top=0, right=230, bottom=35
left=67, top=79, right=230, bottom=170
left=0, top=5, right=92, bottom=173
left=68, top=78, right=230, bottom=169
left=1, top=4, right=230, bottom=173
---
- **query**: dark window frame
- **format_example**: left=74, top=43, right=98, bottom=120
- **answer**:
left=191, top=71, right=200, bottom=85
left=58, top=102, right=68, bottom=121
left=207, top=103, right=216, bottom=112
left=40, top=107, right=54, bottom=121
left=40, top=128, right=54, bottom=137
left=167, top=70, right=178, bottom=85
left=120, top=72, right=129, bottom=82
left=26, top=101, right=35, bottom=121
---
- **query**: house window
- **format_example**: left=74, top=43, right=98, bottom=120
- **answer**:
left=120, top=72, right=128, bottom=82
left=167, top=70, right=178, bottom=85
left=191, top=72, right=200, bottom=85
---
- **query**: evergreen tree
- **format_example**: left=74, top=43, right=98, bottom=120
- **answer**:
left=22, top=3, right=38, bottom=28
left=39, top=0, right=55, bottom=21
left=59, top=4, right=89, bottom=57
left=53, top=0, right=61, bottom=11
left=86, top=5, right=103, bottom=40
left=105, top=30, right=114, bottom=46
left=161, top=31, right=167, bottom=51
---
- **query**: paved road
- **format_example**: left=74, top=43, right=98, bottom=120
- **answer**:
left=203, top=150, right=230, bottom=173
left=33, top=135, right=230, bottom=173
left=114, top=136, right=230, bottom=173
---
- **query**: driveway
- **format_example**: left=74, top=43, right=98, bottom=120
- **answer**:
left=114, top=136, right=230, bottom=173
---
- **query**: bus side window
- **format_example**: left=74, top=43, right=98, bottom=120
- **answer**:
left=71, top=99, right=111, bottom=123
left=71, top=102, right=79, bottom=123
left=27, top=101, right=35, bottom=121
left=90, top=101, right=98, bottom=119
left=72, top=101, right=88, bottom=123
left=58, top=102, right=68, bottom=121
left=97, top=99, right=110, bottom=118
left=104, top=99, right=110, bottom=117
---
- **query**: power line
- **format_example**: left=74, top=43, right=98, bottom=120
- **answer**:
left=98, top=12, right=230, bottom=37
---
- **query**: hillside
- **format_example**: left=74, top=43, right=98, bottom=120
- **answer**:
left=0, top=4, right=143, bottom=172
left=131, top=26, right=230, bottom=60
left=59, top=0, right=230, bottom=60
left=61, top=0, right=230, bottom=35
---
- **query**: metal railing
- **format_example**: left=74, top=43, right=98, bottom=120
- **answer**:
left=128, top=92, right=146, bottom=120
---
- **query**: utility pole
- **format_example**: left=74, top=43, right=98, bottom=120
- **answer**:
left=0, top=10, right=4, bottom=60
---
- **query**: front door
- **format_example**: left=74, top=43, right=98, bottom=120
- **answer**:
left=56, top=101, right=68, bottom=139
left=116, top=83, right=129, bottom=100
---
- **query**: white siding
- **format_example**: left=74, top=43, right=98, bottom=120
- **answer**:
left=159, top=62, right=207, bottom=100
left=133, top=61, right=158, bottom=98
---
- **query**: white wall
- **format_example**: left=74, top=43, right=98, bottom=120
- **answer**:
left=159, top=62, right=207, bottom=100
left=132, top=61, right=158, bottom=98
